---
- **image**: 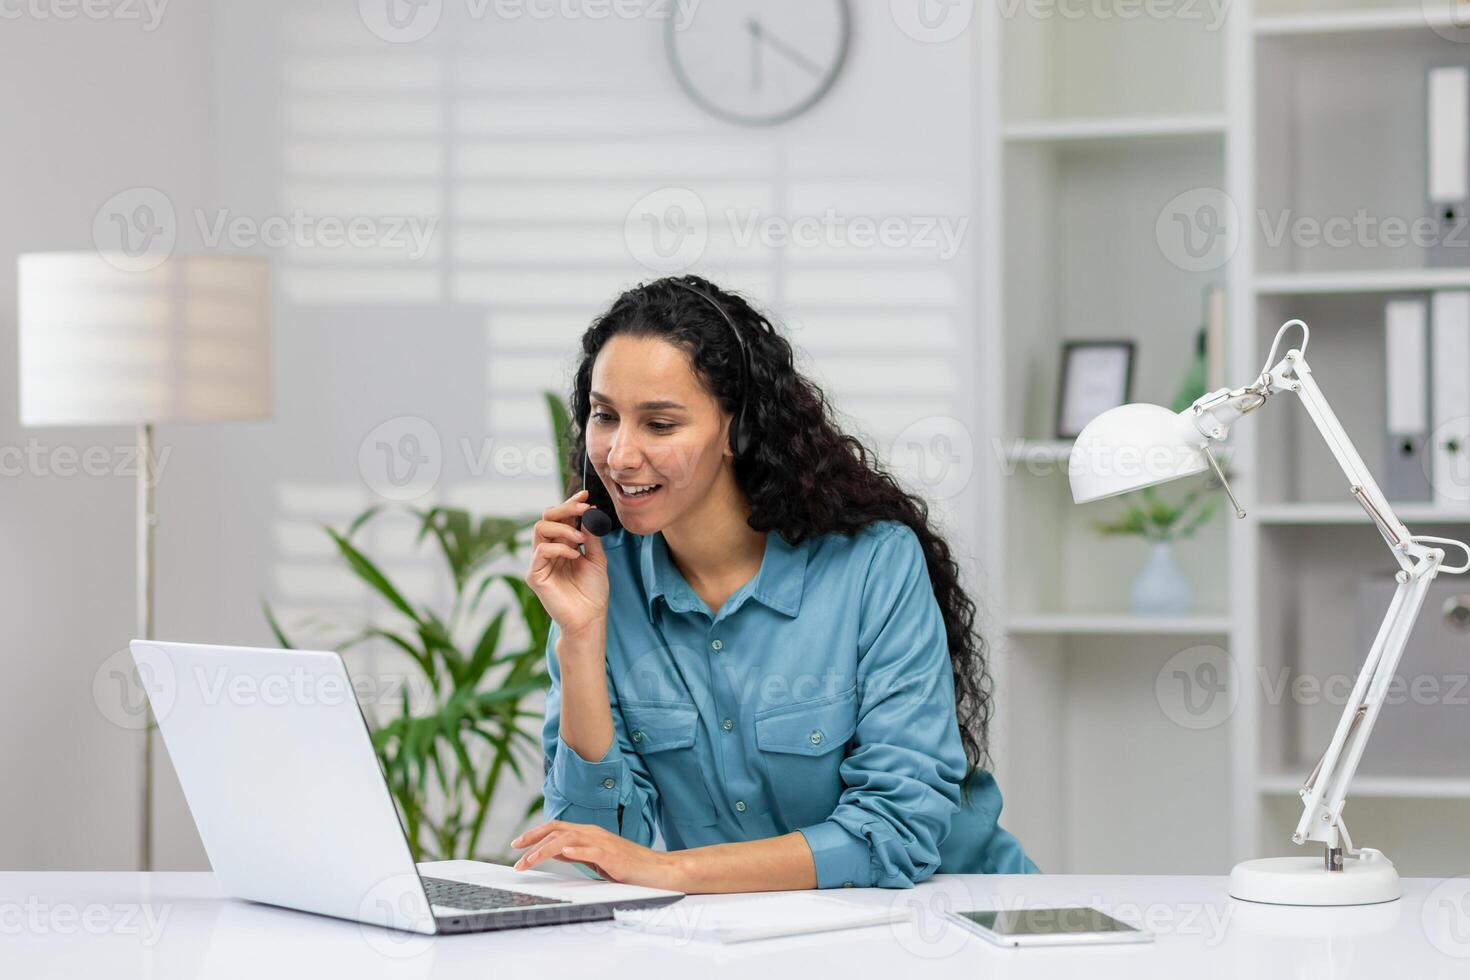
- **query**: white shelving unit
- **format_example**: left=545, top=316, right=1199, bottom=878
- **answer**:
left=979, top=1, right=1470, bottom=877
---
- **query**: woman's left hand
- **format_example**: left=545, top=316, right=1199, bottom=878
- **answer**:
left=511, top=820, right=689, bottom=891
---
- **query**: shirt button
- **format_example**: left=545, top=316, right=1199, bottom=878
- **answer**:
left=631, top=730, right=643, bottom=743
left=734, top=800, right=746, bottom=812
left=602, top=778, right=616, bottom=789
left=809, top=731, right=823, bottom=745
left=711, top=639, right=723, bottom=651
left=722, top=718, right=733, bottom=731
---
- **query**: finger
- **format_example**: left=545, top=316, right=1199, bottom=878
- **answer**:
left=510, top=820, right=565, bottom=849
left=531, top=542, right=582, bottom=567
left=534, top=520, right=587, bottom=548
left=516, top=830, right=583, bottom=870
left=542, top=491, right=593, bottom=526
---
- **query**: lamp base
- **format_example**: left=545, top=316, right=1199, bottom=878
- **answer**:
left=1229, top=851, right=1400, bottom=906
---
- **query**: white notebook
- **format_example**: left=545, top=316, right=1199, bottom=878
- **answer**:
left=612, top=892, right=911, bottom=944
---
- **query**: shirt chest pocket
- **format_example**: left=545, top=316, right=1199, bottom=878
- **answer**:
left=754, top=686, right=857, bottom=828
left=619, top=699, right=718, bottom=828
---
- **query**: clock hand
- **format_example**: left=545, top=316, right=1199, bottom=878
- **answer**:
left=750, top=20, right=823, bottom=78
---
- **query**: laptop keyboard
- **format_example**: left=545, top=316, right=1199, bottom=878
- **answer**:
left=422, top=876, right=571, bottom=913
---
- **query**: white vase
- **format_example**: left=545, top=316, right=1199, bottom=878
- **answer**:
left=1130, top=541, right=1194, bottom=615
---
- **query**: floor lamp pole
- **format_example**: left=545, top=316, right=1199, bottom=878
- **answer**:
left=137, top=422, right=156, bottom=871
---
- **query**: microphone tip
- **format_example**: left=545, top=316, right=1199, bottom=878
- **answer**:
left=581, top=508, right=613, bottom=537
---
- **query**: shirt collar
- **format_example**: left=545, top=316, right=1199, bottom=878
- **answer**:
left=639, top=529, right=808, bottom=621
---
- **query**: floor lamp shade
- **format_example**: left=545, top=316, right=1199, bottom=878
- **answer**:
left=18, top=252, right=272, bottom=426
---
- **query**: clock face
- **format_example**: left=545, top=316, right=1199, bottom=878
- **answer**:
left=666, top=0, right=850, bottom=126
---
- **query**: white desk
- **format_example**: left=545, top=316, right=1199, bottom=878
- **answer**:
left=6, top=871, right=1469, bottom=978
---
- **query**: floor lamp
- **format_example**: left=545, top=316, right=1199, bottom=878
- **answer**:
left=17, top=252, right=273, bottom=870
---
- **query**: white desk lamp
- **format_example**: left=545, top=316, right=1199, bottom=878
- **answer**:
left=1069, top=319, right=1470, bottom=906
left=18, top=252, right=272, bottom=870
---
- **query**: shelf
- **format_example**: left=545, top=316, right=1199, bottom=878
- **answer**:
left=1259, top=772, right=1470, bottom=799
left=1255, top=269, right=1470, bottom=296
left=1007, top=613, right=1233, bottom=636
left=1255, top=7, right=1466, bottom=36
left=1255, top=502, right=1470, bottom=525
left=1002, top=115, right=1227, bottom=146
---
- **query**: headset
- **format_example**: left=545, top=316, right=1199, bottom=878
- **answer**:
left=578, top=279, right=753, bottom=538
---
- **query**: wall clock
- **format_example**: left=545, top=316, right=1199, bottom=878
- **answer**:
left=666, top=1, right=851, bottom=126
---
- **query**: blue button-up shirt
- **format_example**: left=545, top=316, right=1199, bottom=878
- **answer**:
left=540, top=519, right=1036, bottom=887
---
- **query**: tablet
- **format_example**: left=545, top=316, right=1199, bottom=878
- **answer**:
left=945, top=907, right=1153, bottom=947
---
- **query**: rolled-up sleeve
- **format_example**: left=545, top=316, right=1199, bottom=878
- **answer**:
left=540, top=622, right=660, bottom=846
left=796, top=525, right=965, bottom=888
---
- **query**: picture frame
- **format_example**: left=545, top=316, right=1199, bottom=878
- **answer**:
left=1055, top=340, right=1136, bottom=440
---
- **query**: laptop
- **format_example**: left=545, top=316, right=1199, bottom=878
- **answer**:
left=130, top=639, right=683, bottom=934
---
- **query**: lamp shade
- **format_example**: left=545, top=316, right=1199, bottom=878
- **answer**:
left=1068, top=403, right=1211, bottom=504
left=18, top=252, right=272, bottom=426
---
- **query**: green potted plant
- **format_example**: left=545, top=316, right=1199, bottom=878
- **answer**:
left=263, top=392, right=574, bottom=862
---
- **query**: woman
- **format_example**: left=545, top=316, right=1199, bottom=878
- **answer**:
left=513, top=275, right=1035, bottom=892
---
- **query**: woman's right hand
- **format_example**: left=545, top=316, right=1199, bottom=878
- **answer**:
left=526, top=490, right=610, bottom=642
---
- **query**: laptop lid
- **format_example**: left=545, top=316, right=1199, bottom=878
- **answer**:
left=131, top=640, right=437, bottom=934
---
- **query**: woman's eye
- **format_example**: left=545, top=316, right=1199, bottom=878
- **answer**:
left=648, top=421, right=677, bottom=432
left=590, top=411, right=614, bottom=424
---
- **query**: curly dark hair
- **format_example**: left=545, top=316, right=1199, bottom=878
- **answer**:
left=567, top=275, right=994, bottom=779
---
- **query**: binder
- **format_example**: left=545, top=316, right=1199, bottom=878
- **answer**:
left=1427, top=67, right=1470, bottom=267
left=1384, top=299, right=1431, bottom=502
left=1430, top=290, right=1470, bottom=504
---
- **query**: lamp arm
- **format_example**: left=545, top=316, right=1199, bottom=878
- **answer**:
left=1244, top=348, right=1463, bottom=858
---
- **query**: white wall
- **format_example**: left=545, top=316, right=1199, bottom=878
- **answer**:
left=2, top=0, right=982, bottom=870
